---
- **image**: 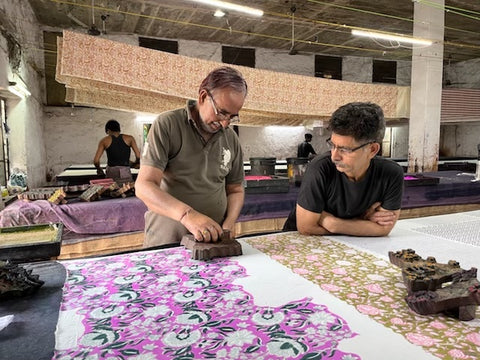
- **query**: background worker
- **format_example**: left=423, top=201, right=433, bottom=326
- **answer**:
left=93, top=119, right=141, bottom=183
left=297, top=133, right=317, bottom=159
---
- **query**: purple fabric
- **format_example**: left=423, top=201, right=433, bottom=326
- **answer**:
left=0, top=189, right=300, bottom=236
left=0, top=197, right=147, bottom=235
left=401, top=171, right=480, bottom=209
left=2, top=170, right=479, bottom=236
left=239, top=185, right=300, bottom=222
left=53, top=248, right=359, bottom=359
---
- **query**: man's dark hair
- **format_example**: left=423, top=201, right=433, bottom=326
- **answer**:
left=199, top=66, right=248, bottom=96
left=327, top=102, right=385, bottom=143
left=305, top=133, right=313, bottom=141
left=105, top=119, right=121, bottom=133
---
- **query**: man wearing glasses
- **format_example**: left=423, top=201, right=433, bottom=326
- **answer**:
left=136, top=66, right=247, bottom=247
left=283, top=102, right=404, bottom=237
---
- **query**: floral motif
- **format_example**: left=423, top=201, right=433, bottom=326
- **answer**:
left=54, top=248, right=359, bottom=359
left=245, top=233, right=480, bottom=360
left=58, top=31, right=404, bottom=126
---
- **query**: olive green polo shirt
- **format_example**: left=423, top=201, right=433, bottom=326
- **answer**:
left=141, top=100, right=244, bottom=224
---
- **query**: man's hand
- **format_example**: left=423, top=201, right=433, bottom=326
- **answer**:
left=129, top=160, right=140, bottom=169
left=180, top=209, right=223, bottom=243
left=363, top=202, right=396, bottom=226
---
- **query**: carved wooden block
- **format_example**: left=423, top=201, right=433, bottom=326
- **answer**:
left=110, top=182, right=135, bottom=198
left=0, top=261, right=44, bottom=299
left=389, top=249, right=465, bottom=293
left=405, top=277, right=480, bottom=321
left=389, top=249, right=480, bottom=321
left=78, top=185, right=105, bottom=202
left=48, top=188, right=67, bottom=204
left=17, top=187, right=60, bottom=201
left=181, top=232, right=242, bottom=261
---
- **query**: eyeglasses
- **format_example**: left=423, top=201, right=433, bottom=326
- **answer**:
left=206, top=89, right=240, bottom=124
left=326, top=137, right=374, bottom=155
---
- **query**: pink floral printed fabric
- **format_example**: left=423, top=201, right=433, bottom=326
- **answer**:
left=246, top=234, right=480, bottom=360
left=54, top=248, right=359, bottom=359
left=57, top=31, right=406, bottom=125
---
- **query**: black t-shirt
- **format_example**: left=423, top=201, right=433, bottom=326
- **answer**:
left=283, top=153, right=404, bottom=231
left=297, top=141, right=316, bottom=158
left=106, top=135, right=131, bottom=167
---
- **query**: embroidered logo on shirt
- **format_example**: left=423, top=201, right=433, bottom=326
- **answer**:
left=221, top=148, right=231, bottom=171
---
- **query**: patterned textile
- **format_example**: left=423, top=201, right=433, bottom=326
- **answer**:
left=53, top=249, right=359, bottom=359
left=56, top=31, right=409, bottom=126
left=246, top=233, right=480, bottom=360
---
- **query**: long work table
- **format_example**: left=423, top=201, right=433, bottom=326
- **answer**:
left=1, top=170, right=479, bottom=259
left=1, top=210, right=480, bottom=359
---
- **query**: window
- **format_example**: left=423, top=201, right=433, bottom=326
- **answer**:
left=139, top=38, right=178, bottom=54
left=315, top=55, right=342, bottom=80
left=44, top=31, right=67, bottom=106
left=0, top=99, right=9, bottom=186
left=373, top=60, right=397, bottom=84
left=222, top=46, right=255, bottom=68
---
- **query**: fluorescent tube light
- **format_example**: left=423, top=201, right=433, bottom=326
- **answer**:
left=214, top=9, right=226, bottom=17
left=352, top=29, right=432, bottom=46
left=8, top=81, right=31, bottom=98
left=187, top=0, right=263, bottom=17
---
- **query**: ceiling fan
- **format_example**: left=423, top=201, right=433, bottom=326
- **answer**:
left=66, top=0, right=108, bottom=36
left=442, top=56, right=471, bottom=87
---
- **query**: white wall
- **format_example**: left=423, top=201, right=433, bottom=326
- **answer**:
left=238, top=125, right=329, bottom=160
left=445, top=58, right=480, bottom=88
left=440, top=124, right=480, bottom=157
left=44, top=107, right=145, bottom=177
left=0, top=0, right=46, bottom=188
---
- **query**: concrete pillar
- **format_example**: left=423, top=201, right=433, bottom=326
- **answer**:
left=407, top=0, right=444, bottom=173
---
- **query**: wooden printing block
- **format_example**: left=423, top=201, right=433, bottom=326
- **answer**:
left=48, top=188, right=67, bottom=204
left=181, top=231, right=242, bottom=261
left=390, top=249, right=480, bottom=320
left=111, top=182, right=134, bottom=198
left=405, top=273, right=480, bottom=321
left=389, top=248, right=465, bottom=293
left=0, top=261, right=45, bottom=299
left=78, top=185, right=105, bottom=202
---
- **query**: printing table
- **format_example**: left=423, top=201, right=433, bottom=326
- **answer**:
left=55, top=165, right=139, bottom=185
left=2, top=211, right=480, bottom=359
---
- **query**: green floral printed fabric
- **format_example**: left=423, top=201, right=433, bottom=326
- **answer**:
left=245, top=233, right=480, bottom=360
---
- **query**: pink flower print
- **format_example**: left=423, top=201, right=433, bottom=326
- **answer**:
left=406, top=333, right=436, bottom=347
left=429, top=321, right=447, bottom=330
left=447, top=349, right=469, bottom=359
left=342, top=277, right=355, bottom=282
left=390, top=317, right=407, bottom=325
left=445, top=330, right=458, bottom=337
left=365, top=284, right=383, bottom=294
left=306, top=255, right=319, bottom=261
left=294, top=268, right=310, bottom=275
left=466, top=332, right=480, bottom=346
left=332, top=267, right=347, bottom=275
left=379, top=296, right=393, bottom=302
left=321, top=284, right=341, bottom=292
left=271, top=255, right=286, bottom=260
left=356, top=305, right=382, bottom=316
left=347, top=293, right=359, bottom=299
